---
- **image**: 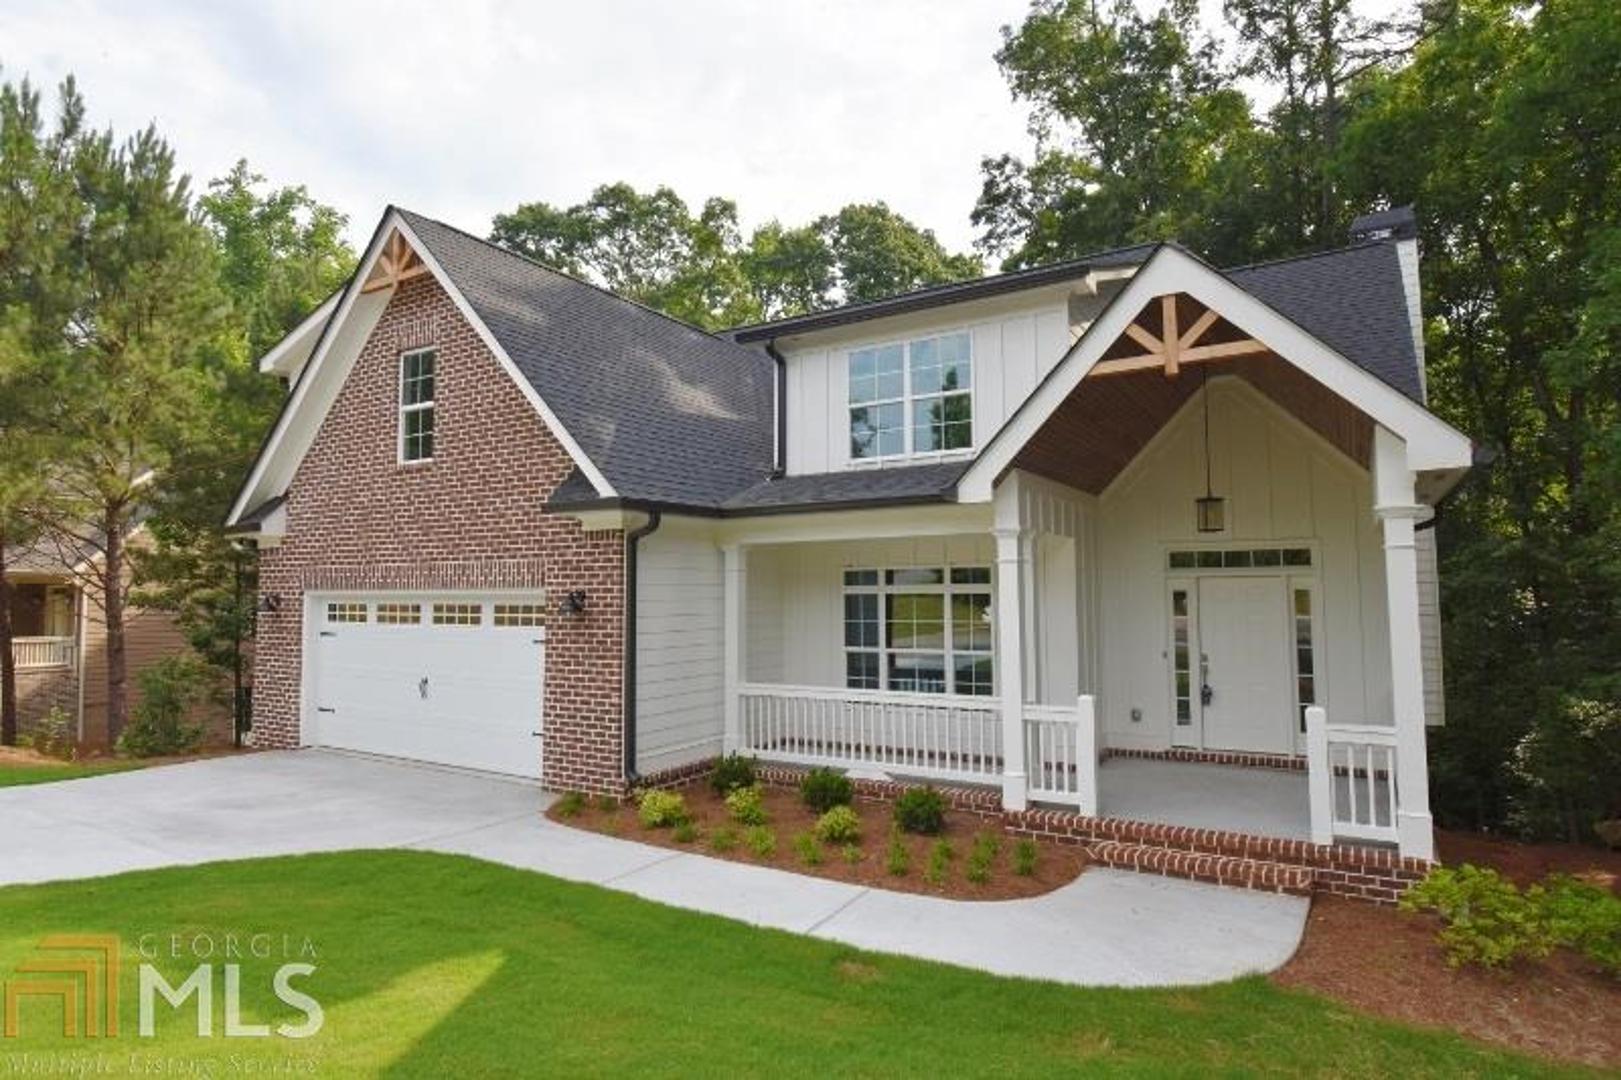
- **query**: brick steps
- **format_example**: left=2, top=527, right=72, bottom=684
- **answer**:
left=1085, top=840, right=1316, bottom=896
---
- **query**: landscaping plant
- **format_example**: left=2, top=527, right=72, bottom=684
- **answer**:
left=26, top=706, right=75, bottom=760
left=724, top=784, right=768, bottom=826
left=637, top=790, right=690, bottom=829
left=966, top=833, right=1000, bottom=885
left=800, top=767, right=854, bottom=812
left=672, top=821, right=699, bottom=844
left=709, top=752, right=758, bottom=795
left=841, top=843, right=862, bottom=865
left=1012, top=839, right=1039, bottom=877
left=794, top=832, right=824, bottom=866
left=1539, top=875, right=1621, bottom=976
left=1401, top=865, right=1551, bottom=969
left=116, top=656, right=210, bottom=758
left=894, top=786, right=946, bottom=835
left=813, top=805, right=862, bottom=844
left=926, top=839, right=954, bottom=886
left=745, top=825, right=777, bottom=859
left=708, top=826, right=739, bottom=853
left=554, top=792, right=586, bottom=819
left=886, top=827, right=909, bottom=877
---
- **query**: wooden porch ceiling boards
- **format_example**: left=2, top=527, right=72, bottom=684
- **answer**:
left=1010, top=293, right=1376, bottom=495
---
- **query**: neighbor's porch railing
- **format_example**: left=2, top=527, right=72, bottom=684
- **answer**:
left=12, top=636, right=75, bottom=670
left=1024, top=695, right=1100, bottom=814
left=736, top=683, right=1002, bottom=784
left=1306, top=706, right=1400, bottom=846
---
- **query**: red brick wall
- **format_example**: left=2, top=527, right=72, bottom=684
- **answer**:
left=251, top=273, right=626, bottom=793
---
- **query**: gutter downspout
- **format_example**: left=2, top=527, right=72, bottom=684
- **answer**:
left=622, top=510, right=663, bottom=785
left=765, top=342, right=787, bottom=478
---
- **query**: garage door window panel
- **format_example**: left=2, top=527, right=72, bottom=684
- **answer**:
left=432, top=602, right=482, bottom=626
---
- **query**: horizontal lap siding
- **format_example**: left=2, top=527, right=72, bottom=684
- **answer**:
left=251, top=273, right=626, bottom=794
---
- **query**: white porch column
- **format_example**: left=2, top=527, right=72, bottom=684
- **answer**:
left=1373, top=425, right=1435, bottom=861
left=994, top=475, right=1029, bottom=810
left=721, top=543, right=746, bottom=755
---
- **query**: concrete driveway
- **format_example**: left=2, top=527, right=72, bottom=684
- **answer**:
left=0, top=750, right=1308, bottom=987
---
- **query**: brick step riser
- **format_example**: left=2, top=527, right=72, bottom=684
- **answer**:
left=1084, top=841, right=1315, bottom=897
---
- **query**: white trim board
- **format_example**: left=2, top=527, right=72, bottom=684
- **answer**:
left=957, top=245, right=1473, bottom=503
left=228, top=210, right=615, bottom=527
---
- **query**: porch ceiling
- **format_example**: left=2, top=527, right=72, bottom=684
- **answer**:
left=1011, top=292, right=1374, bottom=494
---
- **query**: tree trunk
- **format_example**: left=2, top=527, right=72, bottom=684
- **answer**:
left=103, top=512, right=128, bottom=745
left=0, top=529, right=17, bottom=747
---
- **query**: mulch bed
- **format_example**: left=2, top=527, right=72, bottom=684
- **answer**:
left=548, top=782, right=1087, bottom=901
left=1276, top=828, right=1621, bottom=1069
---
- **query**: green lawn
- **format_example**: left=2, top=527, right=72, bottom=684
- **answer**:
left=0, top=758, right=141, bottom=787
left=0, top=852, right=1586, bottom=1078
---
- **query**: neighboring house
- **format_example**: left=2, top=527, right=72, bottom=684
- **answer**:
left=227, top=205, right=1473, bottom=897
left=3, top=527, right=231, bottom=749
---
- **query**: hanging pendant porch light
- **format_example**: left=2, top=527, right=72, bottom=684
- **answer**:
left=1195, top=369, right=1225, bottom=533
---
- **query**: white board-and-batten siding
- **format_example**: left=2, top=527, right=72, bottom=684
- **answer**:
left=634, top=523, right=725, bottom=772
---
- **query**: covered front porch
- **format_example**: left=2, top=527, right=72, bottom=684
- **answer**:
left=715, top=264, right=1466, bottom=862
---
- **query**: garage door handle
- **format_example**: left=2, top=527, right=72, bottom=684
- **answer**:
left=418, top=677, right=430, bottom=700
left=531, top=731, right=542, bottom=737
left=317, top=707, right=335, bottom=714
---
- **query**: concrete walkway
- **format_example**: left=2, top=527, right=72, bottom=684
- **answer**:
left=0, top=750, right=1308, bottom=987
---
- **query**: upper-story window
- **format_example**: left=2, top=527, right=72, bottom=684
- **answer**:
left=399, top=348, right=436, bottom=462
left=848, top=331, right=972, bottom=461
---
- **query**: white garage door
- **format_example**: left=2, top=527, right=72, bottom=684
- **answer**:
left=308, top=594, right=545, bottom=779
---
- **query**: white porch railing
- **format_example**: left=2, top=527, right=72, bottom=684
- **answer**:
left=12, top=636, right=75, bottom=670
left=736, top=683, right=1002, bottom=784
left=1306, top=706, right=1400, bottom=846
left=1024, top=695, right=1100, bottom=814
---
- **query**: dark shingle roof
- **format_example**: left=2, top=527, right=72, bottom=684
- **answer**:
left=399, top=210, right=776, bottom=507
left=721, top=461, right=967, bottom=513
left=729, top=242, right=1159, bottom=343
left=1226, top=242, right=1423, bottom=401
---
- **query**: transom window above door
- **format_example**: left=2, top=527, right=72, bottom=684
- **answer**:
left=848, top=332, right=972, bottom=461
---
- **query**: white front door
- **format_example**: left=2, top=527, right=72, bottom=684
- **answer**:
left=308, top=595, right=545, bottom=779
left=1196, top=576, right=1292, bottom=754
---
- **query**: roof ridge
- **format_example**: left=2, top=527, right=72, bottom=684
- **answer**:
left=394, top=206, right=744, bottom=348
left=1221, top=239, right=1390, bottom=276
left=726, top=239, right=1162, bottom=337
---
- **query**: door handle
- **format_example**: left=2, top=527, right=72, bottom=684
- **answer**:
left=418, top=677, right=430, bottom=700
left=1199, top=653, right=1213, bottom=706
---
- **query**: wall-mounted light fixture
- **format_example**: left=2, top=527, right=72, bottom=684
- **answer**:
left=560, top=590, right=588, bottom=618
left=256, top=593, right=281, bottom=615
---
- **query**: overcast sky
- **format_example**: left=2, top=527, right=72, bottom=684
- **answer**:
left=1, top=1, right=1406, bottom=256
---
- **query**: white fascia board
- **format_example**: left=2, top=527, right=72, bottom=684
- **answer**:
left=258, top=292, right=341, bottom=377
left=957, top=246, right=1473, bottom=503
left=227, top=210, right=616, bottom=526
left=391, top=215, right=616, bottom=499
left=713, top=502, right=992, bottom=547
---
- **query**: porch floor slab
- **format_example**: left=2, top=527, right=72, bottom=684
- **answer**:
left=1097, top=757, right=1311, bottom=841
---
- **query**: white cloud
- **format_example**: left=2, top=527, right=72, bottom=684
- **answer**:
left=1, top=0, right=1034, bottom=252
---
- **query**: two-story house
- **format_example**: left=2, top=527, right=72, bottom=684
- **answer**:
left=226, top=205, right=1475, bottom=897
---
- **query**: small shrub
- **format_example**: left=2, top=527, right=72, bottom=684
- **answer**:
left=594, top=793, right=620, bottom=812
left=794, top=832, right=824, bottom=866
left=1012, top=839, right=1039, bottom=877
left=1400, top=865, right=1551, bottom=968
left=745, top=825, right=777, bottom=859
left=894, top=786, right=946, bottom=835
left=925, top=840, right=954, bottom=886
left=116, top=656, right=211, bottom=758
left=710, top=753, right=758, bottom=795
left=841, top=843, right=862, bottom=865
left=27, top=705, right=75, bottom=760
left=725, top=784, right=769, bottom=826
left=637, top=790, right=689, bottom=829
left=554, top=792, right=586, bottom=819
left=814, top=805, right=862, bottom=844
left=886, top=827, right=910, bottom=877
left=800, top=767, right=854, bottom=812
left=672, top=821, right=699, bottom=844
left=965, top=833, right=1000, bottom=885
left=1539, top=875, right=1621, bottom=976
left=709, top=826, right=739, bottom=853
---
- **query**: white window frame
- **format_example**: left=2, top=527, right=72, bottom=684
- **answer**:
left=846, top=329, right=974, bottom=465
left=398, top=347, right=436, bottom=464
left=841, top=565, right=994, bottom=697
